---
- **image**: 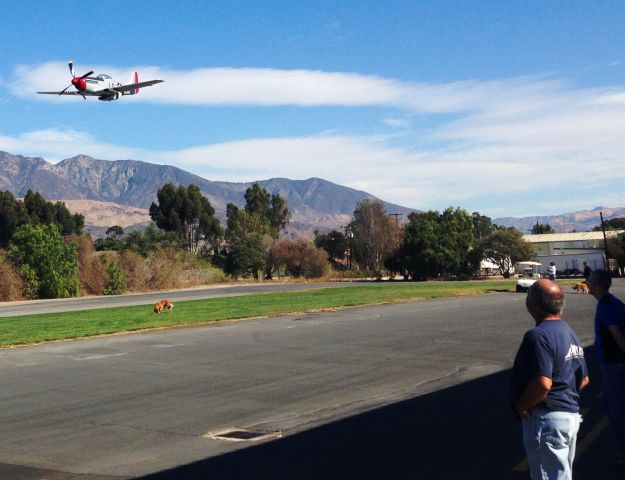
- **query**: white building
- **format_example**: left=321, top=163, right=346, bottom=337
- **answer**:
left=522, top=231, right=624, bottom=274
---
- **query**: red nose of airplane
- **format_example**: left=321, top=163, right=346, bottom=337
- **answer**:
left=71, top=77, right=86, bottom=90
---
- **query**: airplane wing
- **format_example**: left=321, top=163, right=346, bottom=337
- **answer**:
left=114, top=79, right=164, bottom=93
left=36, top=91, right=82, bottom=95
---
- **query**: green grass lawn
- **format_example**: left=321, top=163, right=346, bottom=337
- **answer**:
left=0, top=280, right=517, bottom=348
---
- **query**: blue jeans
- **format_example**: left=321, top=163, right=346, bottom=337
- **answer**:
left=522, top=410, right=582, bottom=480
left=602, top=363, right=625, bottom=455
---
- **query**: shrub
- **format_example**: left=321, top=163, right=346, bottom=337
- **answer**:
left=271, top=239, right=329, bottom=279
left=66, top=234, right=107, bottom=296
left=103, top=259, right=127, bottom=295
left=10, top=224, right=79, bottom=299
left=145, top=248, right=186, bottom=290
left=117, top=250, right=150, bottom=291
left=0, top=254, right=25, bottom=301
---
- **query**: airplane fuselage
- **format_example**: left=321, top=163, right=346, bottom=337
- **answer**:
left=80, top=74, right=125, bottom=101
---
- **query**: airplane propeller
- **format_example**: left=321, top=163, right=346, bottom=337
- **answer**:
left=59, top=60, right=93, bottom=98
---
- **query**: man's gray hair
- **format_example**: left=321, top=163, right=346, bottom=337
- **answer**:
left=528, top=282, right=564, bottom=315
left=589, top=269, right=612, bottom=290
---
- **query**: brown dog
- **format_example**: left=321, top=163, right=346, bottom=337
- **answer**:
left=572, top=282, right=589, bottom=294
left=154, top=299, right=174, bottom=313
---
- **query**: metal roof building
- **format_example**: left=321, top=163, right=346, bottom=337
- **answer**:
left=522, top=231, right=624, bottom=255
left=521, top=231, right=624, bottom=273
left=522, top=231, right=624, bottom=244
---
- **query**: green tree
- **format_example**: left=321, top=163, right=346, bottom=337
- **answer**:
left=531, top=223, right=554, bottom=234
left=472, top=212, right=494, bottom=239
left=149, top=183, right=222, bottom=252
left=0, top=191, right=28, bottom=246
left=118, top=223, right=180, bottom=256
left=23, top=190, right=55, bottom=224
left=593, top=217, right=625, bottom=231
left=106, top=225, right=124, bottom=239
left=0, top=190, right=82, bottom=245
left=22, top=190, right=83, bottom=235
left=476, top=227, right=534, bottom=277
left=349, top=200, right=396, bottom=274
left=93, top=225, right=125, bottom=251
left=54, top=201, right=85, bottom=235
left=224, top=183, right=290, bottom=278
left=224, top=232, right=266, bottom=279
left=438, top=207, right=476, bottom=275
left=103, top=259, right=127, bottom=295
left=243, top=182, right=291, bottom=238
left=314, top=230, right=347, bottom=265
left=9, top=223, right=79, bottom=298
left=606, top=236, right=625, bottom=272
left=400, top=208, right=477, bottom=279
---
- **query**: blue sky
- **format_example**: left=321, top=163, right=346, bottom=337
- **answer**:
left=1, top=1, right=624, bottom=218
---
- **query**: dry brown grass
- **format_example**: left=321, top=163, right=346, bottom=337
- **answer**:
left=145, top=249, right=187, bottom=290
left=66, top=234, right=108, bottom=295
left=0, top=255, right=25, bottom=301
left=117, top=250, right=151, bottom=291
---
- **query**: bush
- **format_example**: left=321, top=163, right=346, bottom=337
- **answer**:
left=144, top=248, right=187, bottom=290
left=103, top=259, right=127, bottom=295
left=0, top=254, right=25, bottom=301
left=271, top=239, right=329, bottom=279
left=117, top=250, right=150, bottom=291
left=66, top=234, right=107, bottom=295
left=10, top=224, right=79, bottom=299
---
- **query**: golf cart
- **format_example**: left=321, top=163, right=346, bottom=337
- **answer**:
left=515, top=261, right=542, bottom=292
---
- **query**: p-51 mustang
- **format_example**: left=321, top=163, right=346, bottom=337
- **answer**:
left=37, top=60, right=164, bottom=101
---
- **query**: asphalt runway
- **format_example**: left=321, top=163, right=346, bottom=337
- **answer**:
left=1, top=280, right=623, bottom=479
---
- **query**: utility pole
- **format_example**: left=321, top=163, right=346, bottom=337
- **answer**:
left=389, top=213, right=402, bottom=224
left=600, top=211, right=611, bottom=269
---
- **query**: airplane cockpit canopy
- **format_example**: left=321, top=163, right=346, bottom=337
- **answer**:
left=96, top=74, right=112, bottom=80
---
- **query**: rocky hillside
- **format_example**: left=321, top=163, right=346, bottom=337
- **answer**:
left=493, top=207, right=625, bottom=233
left=0, top=151, right=415, bottom=237
left=3, top=151, right=622, bottom=237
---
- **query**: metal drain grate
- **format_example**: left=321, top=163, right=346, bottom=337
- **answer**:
left=204, top=428, right=281, bottom=442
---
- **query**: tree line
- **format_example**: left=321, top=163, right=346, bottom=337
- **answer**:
left=3, top=183, right=624, bottom=301
left=0, top=183, right=327, bottom=300
left=316, top=202, right=535, bottom=280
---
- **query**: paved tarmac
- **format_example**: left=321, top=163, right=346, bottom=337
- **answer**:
left=136, top=348, right=623, bottom=480
left=1, top=280, right=623, bottom=479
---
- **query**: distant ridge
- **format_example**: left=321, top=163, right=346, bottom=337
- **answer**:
left=0, top=151, right=415, bottom=237
left=493, top=206, right=625, bottom=233
left=3, top=151, right=622, bottom=237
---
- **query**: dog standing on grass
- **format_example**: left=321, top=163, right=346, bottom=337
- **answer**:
left=154, top=300, right=174, bottom=313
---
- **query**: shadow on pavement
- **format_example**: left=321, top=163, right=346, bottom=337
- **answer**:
left=136, top=346, right=622, bottom=480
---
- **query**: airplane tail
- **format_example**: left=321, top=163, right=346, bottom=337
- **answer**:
left=128, top=71, right=139, bottom=95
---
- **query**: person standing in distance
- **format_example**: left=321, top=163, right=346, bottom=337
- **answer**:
left=511, top=279, right=589, bottom=479
left=547, top=262, right=557, bottom=281
left=583, top=262, right=592, bottom=282
left=587, top=269, right=625, bottom=466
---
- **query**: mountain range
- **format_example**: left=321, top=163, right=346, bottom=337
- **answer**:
left=0, top=151, right=415, bottom=238
left=494, top=207, right=625, bottom=234
left=1, top=151, right=623, bottom=238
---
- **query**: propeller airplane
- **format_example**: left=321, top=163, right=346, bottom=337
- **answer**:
left=37, top=61, right=164, bottom=101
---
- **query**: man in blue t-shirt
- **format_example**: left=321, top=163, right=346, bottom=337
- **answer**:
left=588, top=269, right=625, bottom=465
left=511, top=279, right=589, bottom=480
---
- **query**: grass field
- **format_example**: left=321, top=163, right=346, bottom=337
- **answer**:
left=0, top=280, right=522, bottom=348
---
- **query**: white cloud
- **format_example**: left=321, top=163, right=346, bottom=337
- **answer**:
left=6, top=62, right=575, bottom=114
left=4, top=62, right=625, bottom=217
left=0, top=128, right=147, bottom=164
left=4, top=127, right=623, bottom=216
